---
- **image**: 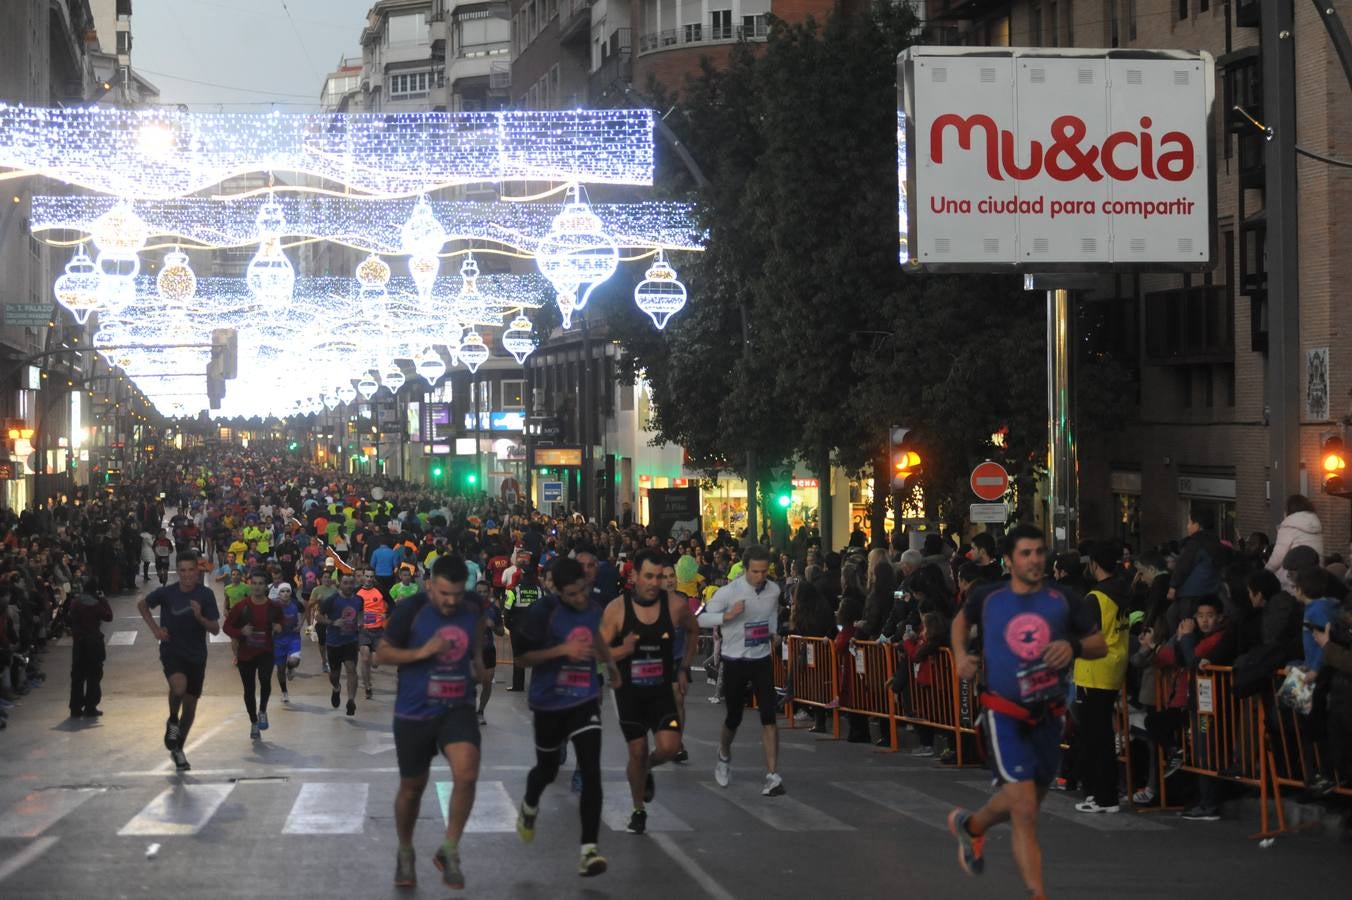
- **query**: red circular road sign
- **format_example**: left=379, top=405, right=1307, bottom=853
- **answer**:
left=970, top=461, right=1010, bottom=501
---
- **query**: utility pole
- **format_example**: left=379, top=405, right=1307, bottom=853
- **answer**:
left=1263, top=0, right=1301, bottom=521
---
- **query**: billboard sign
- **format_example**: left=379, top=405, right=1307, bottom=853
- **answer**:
left=897, top=47, right=1215, bottom=271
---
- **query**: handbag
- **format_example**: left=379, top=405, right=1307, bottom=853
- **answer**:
left=1276, top=666, right=1314, bottom=715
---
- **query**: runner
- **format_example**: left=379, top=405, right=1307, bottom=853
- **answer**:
left=308, top=565, right=338, bottom=674
left=376, top=555, right=483, bottom=890
left=475, top=579, right=504, bottom=726
left=317, top=571, right=363, bottom=715
left=390, top=567, right=420, bottom=606
left=600, top=550, right=698, bottom=834
left=513, top=557, right=619, bottom=877
left=273, top=582, right=304, bottom=703
left=137, top=551, right=220, bottom=771
left=358, top=567, right=391, bottom=700
left=697, top=545, right=785, bottom=796
left=660, top=557, right=695, bottom=763
left=946, top=524, right=1106, bottom=900
left=152, top=530, right=174, bottom=585
left=223, top=569, right=282, bottom=740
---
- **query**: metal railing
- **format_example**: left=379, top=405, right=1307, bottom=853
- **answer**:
left=637, top=22, right=769, bottom=54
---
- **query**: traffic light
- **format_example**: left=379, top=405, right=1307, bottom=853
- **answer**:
left=464, top=471, right=478, bottom=488
left=431, top=464, right=444, bottom=478
left=776, top=489, right=792, bottom=508
left=288, top=441, right=299, bottom=451
left=1321, top=433, right=1351, bottom=497
left=890, top=426, right=922, bottom=491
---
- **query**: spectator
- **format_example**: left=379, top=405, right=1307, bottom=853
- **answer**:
left=858, top=561, right=897, bottom=641
left=67, top=576, right=112, bottom=718
left=787, top=580, right=835, bottom=733
left=1267, top=494, right=1324, bottom=592
left=1073, top=542, right=1131, bottom=814
left=969, top=533, right=1003, bottom=583
left=1170, top=509, right=1223, bottom=613
left=1292, top=567, right=1339, bottom=795
left=1311, top=596, right=1352, bottom=790
left=900, top=611, right=948, bottom=757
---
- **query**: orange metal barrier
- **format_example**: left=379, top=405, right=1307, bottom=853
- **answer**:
left=838, top=641, right=900, bottom=751
left=894, top=646, right=980, bottom=765
left=494, top=633, right=513, bottom=666
left=1266, top=668, right=1352, bottom=798
left=784, top=636, right=839, bottom=738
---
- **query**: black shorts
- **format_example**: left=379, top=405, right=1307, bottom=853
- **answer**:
left=615, top=687, right=682, bottom=742
left=722, top=655, right=778, bottom=727
left=533, top=699, right=603, bottom=752
left=393, top=707, right=481, bottom=778
left=326, top=643, right=358, bottom=667
left=358, top=628, right=384, bottom=649
left=482, top=635, right=497, bottom=669
left=160, top=648, right=207, bottom=697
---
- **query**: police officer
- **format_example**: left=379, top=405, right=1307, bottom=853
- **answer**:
left=504, top=559, right=543, bottom=692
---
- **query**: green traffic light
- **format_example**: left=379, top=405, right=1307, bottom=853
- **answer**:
left=432, top=466, right=443, bottom=477
left=288, top=441, right=299, bottom=450
left=466, top=473, right=478, bottom=485
left=776, top=493, right=791, bottom=508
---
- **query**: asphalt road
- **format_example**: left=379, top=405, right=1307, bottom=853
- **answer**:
left=0, top=575, right=1346, bottom=899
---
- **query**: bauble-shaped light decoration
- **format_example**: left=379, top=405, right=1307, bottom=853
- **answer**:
left=53, top=246, right=101, bottom=324
left=156, top=248, right=197, bottom=304
left=452, top=255, right=486, bottom=324
left=356, top=374, right=379, bottom=400
left=632, top=251, right=687, bottom=330
left=535, top=189, right=618, bottom=322
left=415, top=348, right=447, bottom=385
left=246, top=193, right=294, bottom=304
left=381, top=364, right=406, bottom=393
left=336, top=383, right=358, bottom=405
left=322, top=394, right=340, bottom=411
left=409, top=254, right=438, bottom=301
left=355, top=253, right=391, bottom=291
left=458, top=329, right=490, bottom=374
left=555, top=289, right=577, bottom=330
left=399, top=196, right=446, bottom=258
left=501, top=314, right=538, bottom=364
left=90, top=201, right=149, bottom=256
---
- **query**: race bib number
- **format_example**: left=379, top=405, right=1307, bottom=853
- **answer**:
left=745, top=621, right=770, bottom=647
left=428, top=672, right=468, bottom=701
left=341, top=617, right=357, bottom=634
left=364, top=610, right=380, bottom=628
left=558, top=665, right=593, bottom=692
left=631, top=658, right=664, bottom=687
left=1015, top=660, right=1063, bottom=705
left=247, top=631, right=268, bottom=649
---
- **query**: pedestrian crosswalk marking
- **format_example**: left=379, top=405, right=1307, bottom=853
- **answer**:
left=107, top=631, right=137, bottom=646
left=118, top=783, right=236, bottom=836
left=0, top=788, right=106, bottom=838
left=602, top=782, right=692, bottom=832
left=832, top=781, right=952, bottom=831
left=209, top=631, right=231, bottom=643
left=699, top=783, right=855, bottom=832
left=438, top=780, right=518, bottom=833
left=956, top=780, right=1171, bottom=832
left=282, top=782, right=368, bottom=834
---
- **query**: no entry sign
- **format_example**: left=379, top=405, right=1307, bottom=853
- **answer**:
left=970, top=461, right=1010, bottom=502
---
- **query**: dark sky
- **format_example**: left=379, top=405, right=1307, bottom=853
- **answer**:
left=131, top=0, right=376, bottom=111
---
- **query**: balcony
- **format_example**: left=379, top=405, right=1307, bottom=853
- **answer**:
left=637, top=20, right=767, bottom=55
left=589, top=33, right=632, bottom=104
left=559, top=0, right=592, bottom=46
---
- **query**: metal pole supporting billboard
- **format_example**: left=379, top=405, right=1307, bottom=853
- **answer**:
left=1263, top=1, right=1302, bottom=521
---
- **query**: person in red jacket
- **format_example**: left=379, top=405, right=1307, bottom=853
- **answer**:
left=224, top=569, right=282, bottom=740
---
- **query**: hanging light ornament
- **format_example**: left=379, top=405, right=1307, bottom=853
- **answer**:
left=246, top=193, right=295, bottom=306
left=458, top=329, right=490, bottom=374
left=156, top=247, right=197, bottom=305
left=355, top=252, right=391, bottom=320
left=90, top=200, right=147, bottom=317
left=322, top=393, right=339, bottom=411
left=535, top=186, right=619, bottom=327
left=356, top=374, right=379, bottom=400
left=555, top=290, right=577, bottom=330
left=336, top=383, right=358, bottom=405
left=501, top=314, right=538, bottom=364
left=401, top=196, right=445, bottom=302
left=381, top=363, right=406, bottom=393
left=53, top=245, right=101, bottom=324
left=632, top=250, right=687, bottom=330
left=415, top=347, right=447, bottom=385
left=452, top=255, right=487, bottom=324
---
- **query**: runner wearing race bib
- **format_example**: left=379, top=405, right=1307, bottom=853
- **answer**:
left=319, top=572, right=363, bottom=716
left=223, top=569, right=283, bottom=740
left=272, top=583, right=304, bottom=704
left=358, top=568, right=391, bottom=700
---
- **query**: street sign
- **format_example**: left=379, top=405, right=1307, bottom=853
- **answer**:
left=970, top=461, right=1010, bottom=501
left=541, top=481, right=563, bottom=502
left=970, top=503, right=1007, bottom=524
left=2, top=304, right=54, bottom=328
left=536, top=447, right=582, bottom=467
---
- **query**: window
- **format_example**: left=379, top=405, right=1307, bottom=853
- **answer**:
left=1105, top=0, right=1119, bottom=47
left=1178, top=0, right=1189, bottom=19
left=741, top=14, right=767, bottom=37
left=386, top=12, right=427, bottom=44
left=457, top=11, right=507, bottom=58
left=710, top=9, right=732, bottom=40
left=388, top=71, right=431, bottom=99
left=1029, top=2, right=1041, bottom=44
left=500, top=379, right=525, bottom=409
left=1066, top=0, right=1074, bottom=43
left=1128, top=0, right=1137, bottom=40
left=684, top=22, right=702, bottom=42
left=1048, top=2, right=1058, bottom=46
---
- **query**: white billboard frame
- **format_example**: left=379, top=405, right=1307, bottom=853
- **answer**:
left=897, top=46, right=1217, bottom=274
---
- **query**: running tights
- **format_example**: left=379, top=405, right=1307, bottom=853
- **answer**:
left=237, top=657, right=275, bottom=724
left=525, top=729, right=602, bottom=845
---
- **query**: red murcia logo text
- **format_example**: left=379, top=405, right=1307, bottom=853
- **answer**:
left=929, top=114, right=1195, bottom=182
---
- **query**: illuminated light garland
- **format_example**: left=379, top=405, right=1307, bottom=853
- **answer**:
left=28, top=196, right=705, bottom=254
left=156, top=248, right=197, bottom=303
left=501, top=314, right=538, bottom=364
left=0, top=105, right=655, bottom=198
left=53, top=245, right=101, bottom=324
left=632, top=251, right=688, bottom=330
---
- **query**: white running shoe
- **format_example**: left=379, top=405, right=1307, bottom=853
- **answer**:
left=715, top=755, right=731, bottom=788
left=761, top=773, right=784, bottom=797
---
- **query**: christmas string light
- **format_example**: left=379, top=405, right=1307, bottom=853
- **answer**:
left=0, top=105, right=656, bottom=198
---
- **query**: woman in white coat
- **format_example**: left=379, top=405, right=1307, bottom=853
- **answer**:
left=139, top=530, right=156, bottom=585
left=1266, top=494, right=1324, bottom=591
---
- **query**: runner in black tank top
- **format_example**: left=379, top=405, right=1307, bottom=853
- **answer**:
left=600, top=551, right=699, bottom=835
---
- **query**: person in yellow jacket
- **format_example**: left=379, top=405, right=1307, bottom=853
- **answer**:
left=242, top=523, right=271, bottom=555
left=1071, top=542, right=1130, bottom=814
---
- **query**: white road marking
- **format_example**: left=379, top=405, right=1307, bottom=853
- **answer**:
left=699, top=782, right=854, bottom=831
left=956, top=781, right=1171, bottom=832
left=438, top=780, right=518, bottom=832
left=602, top=782, right=692, bottom=832
left=0, top=788, right=106, bottom=838
left=107, top=631, right=137, bottom=646
left=359, top=730, right=397, bottom=755
left=282, top=782, right=368, bottom=834
left=209, top=631, right=231, bottom=643
left=650, top=833, right=740, bottom=900
left=117, top=783, right=236, bottom=836
left=0, top=836, right=59, bottom=884
left=832, top=781, right=951, bottom=831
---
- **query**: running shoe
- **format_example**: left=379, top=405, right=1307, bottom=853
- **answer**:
left=626, top=808, right=647, bottom=835
left=164, top=719, right=181, bottom=750
left=393, top=847, right=416, bottom=888
left=1074, top=800, right=1120, bottom=814
left=911, top=745, right=936, bottom=758
left=516, top=802, right=537, bottom=843
left=171, top=749, right=191, bottom=771
left=365, top=686, right=373, bottom=701
left=715, top=754, right=731, bottom=788
left=258, top=711, right=269, bottom=731
left=346, top=699, right=357, bottom=716
left=1132, top=787, right=1157, bottom=805
left=322, top=661, right=331, bottom=674
left=762, top=773, right=785, bottom=797
left=330, top=688, right=340, bottom=708
left=578, top=847, right=607, bottom=877
left=1181, top=805, right=1221, bottom=821
left=643, top=772, right=656, bottom=803
left=432, top=845, right=464, bottom=889
left=675, top=746, right=689, bottom=764
left=250, top=722, right=261, bottom=741
left=1164, top=751, right=1184, bottom=779
left=947, top=808, right=985, bottom=876
left=478, top=712, right=487, bottom=726
left=281, top=692, right=290, bottom=704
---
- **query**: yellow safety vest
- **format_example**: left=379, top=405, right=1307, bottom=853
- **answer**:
left=1073, top=588, right=1128, bottom=691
